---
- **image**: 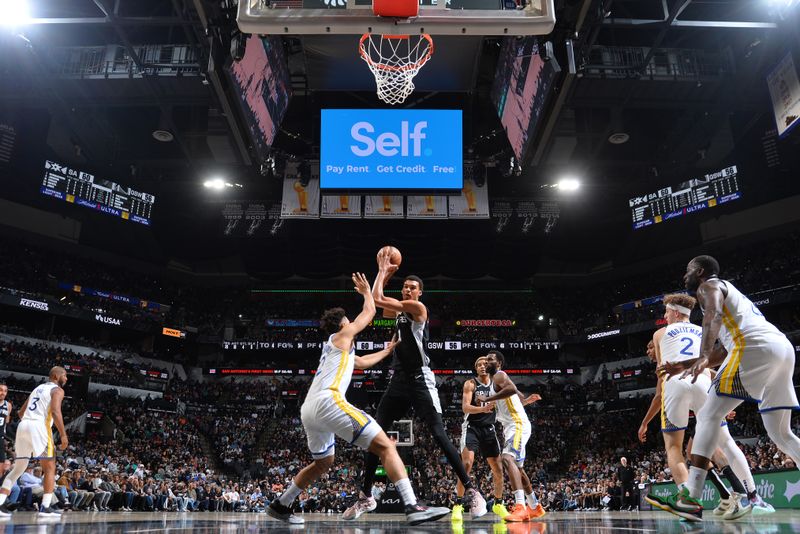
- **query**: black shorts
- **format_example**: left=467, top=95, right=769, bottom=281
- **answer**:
left=461, top=424, right=500, bottom=458
left=0, top=438, right=5, bottom=462
left=376, top=368, right=443, bottom=426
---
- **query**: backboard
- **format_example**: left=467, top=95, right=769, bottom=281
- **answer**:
left=237, top=0, right=556, bottom=36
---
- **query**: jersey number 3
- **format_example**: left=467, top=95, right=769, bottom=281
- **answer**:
left=29, top=397, right=40, bottom=412
left=679, top=337, right=695, bottom=356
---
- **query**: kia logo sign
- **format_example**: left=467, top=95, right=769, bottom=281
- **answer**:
left=320, top=109, right=462, bottom=191
left=19, top=298, right=49, bottom=311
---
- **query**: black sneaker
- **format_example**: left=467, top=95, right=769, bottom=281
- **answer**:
left=0, top=502, right=11, bottom=518
left=405, top=504, right=451, bottom=525
left=267, top=501, right=304, bottom=525
left=38, top=505, right=63, bottom=517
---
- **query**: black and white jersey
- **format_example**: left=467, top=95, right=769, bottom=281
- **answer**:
left=0, top=400, right=8, bottom=435
left=465, top=378, right=495, bottom=427
left=390, top=311, right=431, bottom=373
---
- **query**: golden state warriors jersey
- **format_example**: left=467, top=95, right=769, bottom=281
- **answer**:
left=307, top=334, right=355, bottom=396
left=715, top=280, right=783, bottom=352
left=22, top=383, right=59, bottom=427
left=495, top=385, right=531, bottom=432
left=660, top=322, right=703, bottom=365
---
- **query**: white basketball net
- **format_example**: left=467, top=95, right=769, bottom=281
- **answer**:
left=359, top=34, right=434, bottom=105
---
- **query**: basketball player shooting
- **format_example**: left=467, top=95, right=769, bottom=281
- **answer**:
left=343, top=248, right=488, bottom=520
left=268, top=273, right=450, bottom=526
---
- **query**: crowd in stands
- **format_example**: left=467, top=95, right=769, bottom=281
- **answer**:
left=1, top=354, right=798, bottom=515
left=0, top=337, right=165, bottom=392
left=547, top=231, right=800, bottom=336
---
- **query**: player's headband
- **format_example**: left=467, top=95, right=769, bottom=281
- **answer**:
left=666, top=303, right=691, bottom=315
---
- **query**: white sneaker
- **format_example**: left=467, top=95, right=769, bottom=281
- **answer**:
left=464, top=488, right=487, bottom=519
left=713, top=495, right=733, bottom=516
left=722, top=493, right=753, bottom=520
left=341, top=494, right=377, bottom=520
left=750, top=494, right=775, bottom=515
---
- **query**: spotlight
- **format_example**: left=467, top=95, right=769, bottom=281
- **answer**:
left=556, top=178, right=580, bottom=192
left=203, top=178, right=243, bottom=190
left=203, top=178, right=226, bottom=190
left=538, top=315, right=545, bottom=321
left=0, top=0, right=30, bottom=28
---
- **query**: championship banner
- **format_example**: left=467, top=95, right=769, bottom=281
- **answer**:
left=321, top=195, right=362, bottom=218
left=281, top=178, right=320, bottom=219
left=406, top=195, right=447, bottom=219
left=767, top=52, right=800, bottom=138
left=364, top=195, right=404, bottom=218
left=448, top=178, right=489, bottom=219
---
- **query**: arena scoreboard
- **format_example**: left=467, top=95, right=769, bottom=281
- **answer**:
left=40, top=160, right=155, bottom=225
left=629, top=165, right=741, bottom=230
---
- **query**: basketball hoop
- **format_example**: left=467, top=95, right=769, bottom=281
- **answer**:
left=359, top=33, right=434, bottom=105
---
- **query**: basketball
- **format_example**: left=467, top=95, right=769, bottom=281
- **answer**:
left=377, top=246, right=402, bottom=267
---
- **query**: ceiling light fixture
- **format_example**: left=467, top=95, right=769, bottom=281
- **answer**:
left=0, top=0, right=31, bottom=28
left=608, top=132, right=630, bottom=144
left=203, top=178, right=226, bottom=190
left=152, top=129, right=174, bottom=142
left=556, top=178, right=581, bottom=192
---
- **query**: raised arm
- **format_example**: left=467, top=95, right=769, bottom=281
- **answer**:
left=372, top=251, right=426, bottom=321
left=50, top=387, right=69, bottom=451
left=336, top=273, right=377, bottom=350
left=483, top=371, right=518, bottom=402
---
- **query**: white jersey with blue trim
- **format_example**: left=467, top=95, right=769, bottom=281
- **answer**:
left=22, top=383, right=59, bottom=427
left=495, top=384, right=531, bottom=432
left=307, top=334, right=355, bottom=396
left=659, top=321, right=702, bottom=365
left=713, top=280, right=784, bottom=352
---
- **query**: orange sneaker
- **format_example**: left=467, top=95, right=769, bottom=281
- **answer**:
left=504, top=504, right=530, bottom=523
left=527, top=503, right=546, bottom=519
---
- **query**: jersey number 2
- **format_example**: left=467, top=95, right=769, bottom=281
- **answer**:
left=679, top=337, right=694, bottom=356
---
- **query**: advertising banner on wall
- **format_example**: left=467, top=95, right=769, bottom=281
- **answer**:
left=649, top=469, right=800, bottom=509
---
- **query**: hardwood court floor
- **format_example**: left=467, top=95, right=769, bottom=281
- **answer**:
left=0, top=509, right=797, bottom=533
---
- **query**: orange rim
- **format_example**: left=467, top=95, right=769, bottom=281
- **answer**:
left=359, top=33, right=434, bottom=72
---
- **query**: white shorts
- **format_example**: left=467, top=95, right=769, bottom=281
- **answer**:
left=15, top=419, right=55, bottom=460
left=711, top=335, right=799, bottom=412
left=661, top=373, right=712, bottom=432
left=501, top=420, right=531, bottom=468
left=300, top=392, right=381, bottom=459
